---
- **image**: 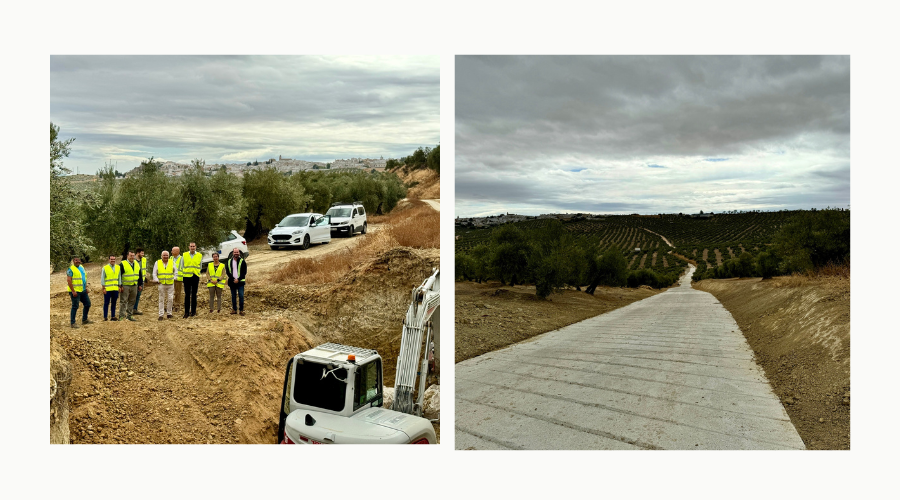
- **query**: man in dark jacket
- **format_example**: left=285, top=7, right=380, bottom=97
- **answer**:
left=225, top=247, right=247, bottom=315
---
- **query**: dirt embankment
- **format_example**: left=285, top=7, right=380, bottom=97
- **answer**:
left=455, top=282, right=660, bottom=363
left=395, top=168, right=440, bottom=199
left=695, top=275, right=850, bottom=450
left=52, top=231, right=440, bottom=443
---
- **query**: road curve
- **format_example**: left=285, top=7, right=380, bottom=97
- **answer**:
left=455, top=265, right=805, bottom=450
left=421, top=199, right=440, bottom=211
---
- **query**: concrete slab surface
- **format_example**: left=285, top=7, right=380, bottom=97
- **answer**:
left=455, top=265, right=805, bottom=450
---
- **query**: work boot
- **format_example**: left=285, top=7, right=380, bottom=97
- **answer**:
left=190, top=312, right=196, bottom=317
left=70, top=323, right=79, bottom=329
left=127, top=316, right=136, bottom=322
left=111, top=317, right=118, bottom=321
left=83, top=319, right=94, bottom=325
left=133, top=310, right=143, bottom=316
left=239, top=311, right=245, bottom=316
left=231, top=310, right=237, bottom=315
left=103, top=317, right=108, bottom=321
left=167, top=314, right=173, bottom=319
left=158, top=316, right=164, bottom=321
left=209, top=309, right=214, bottom=314
left=183, top=312, right=190, bottom=319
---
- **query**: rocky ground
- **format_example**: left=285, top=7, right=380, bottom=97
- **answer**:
left=455, top=281, right=660, bottom=363
left=51, top=215, right=440, bottom=444
left=695, top=274, right=850, bottom=450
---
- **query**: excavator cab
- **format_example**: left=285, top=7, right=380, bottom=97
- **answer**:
left=278, top=343, right=434, bottom=444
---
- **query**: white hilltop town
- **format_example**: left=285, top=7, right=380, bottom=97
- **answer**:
left=123, top=155, right=388, bottom=178
left=455, top=212, right=607, bottom=228
left=456, top=211, right=716, bottom=228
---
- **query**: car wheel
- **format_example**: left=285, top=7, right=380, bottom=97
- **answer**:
left=241, top=251, right=248, bottom=259
left=269, top=246, right=278, bottom=251
left=362, top=222, right=367, bottom=234
left=349, top=226, right=355, bottom=237
left=301, top=235, right=310, bottom=250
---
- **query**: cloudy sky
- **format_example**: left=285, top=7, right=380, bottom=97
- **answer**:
left=51, top=55, right=439, bottom=173
left=456, top=55, right=850, bottom=217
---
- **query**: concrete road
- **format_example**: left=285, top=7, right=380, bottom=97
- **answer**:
left=455, top=265, right=805, bottom=450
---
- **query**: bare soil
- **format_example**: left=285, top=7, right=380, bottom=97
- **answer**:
left=51, top=220, right=440, bottom=444
left=396, top=168, right=440, bottom=199
left=455, top=282, right=660, bottom=363
left=695, top=275, right=850, bottom=450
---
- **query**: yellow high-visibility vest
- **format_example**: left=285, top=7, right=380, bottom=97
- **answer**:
left=207, top=262, right=225, bottom=289
left=68, top=265, right=84, bottom=292
left=181, top=252, right=202, bottom=278
left=122, top=260, right=140, bottom=286
left=156, top=259, right=175, bottom=285
left=102, top=264, right=119, bottom=291
left=140, top=256, right=147, bottom=279
left=173, top=255, right=184, bottom=281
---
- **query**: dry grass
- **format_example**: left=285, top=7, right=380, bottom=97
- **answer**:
left=272, top=201, right=439, bottom=285
left=774, top=261, right=850, bottom=288
left=810, top=260, right=850, bottom=279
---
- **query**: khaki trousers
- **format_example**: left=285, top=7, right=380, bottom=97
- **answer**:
left=120, top=285, right=138, bottom=319
left=208, top=287, right=223, bottom=311
left=158, top=284, right=174, bottom=317
left=174, top=280, right=183, bottom=310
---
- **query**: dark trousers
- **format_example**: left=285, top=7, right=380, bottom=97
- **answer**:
left=183, top=275, right=200, bottom=314
left=103, top=290, right=119, bottom=319
left=133, top=286, right=143, bottom=311
left=70, top=290, right=91, bottom=324
left=230, top=283, right=245, bottom=311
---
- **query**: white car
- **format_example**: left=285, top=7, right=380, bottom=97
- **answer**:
left=326, top=202, right=367, bottom=237
left=268, top=213, right=332, bottom=250
left=201, top=230, right=249, bottom=267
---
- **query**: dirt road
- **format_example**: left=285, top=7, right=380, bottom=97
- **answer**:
left=421, top=199, right=440, bottom=211
left=456, top=265, right=804, bottom=450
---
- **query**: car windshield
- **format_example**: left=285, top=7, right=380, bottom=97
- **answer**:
left=279, top=215, right=310, bottom=227
left=326, top=207, right=352, bottom=218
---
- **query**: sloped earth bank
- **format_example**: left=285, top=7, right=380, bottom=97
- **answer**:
left=694, top=276, right=850, bottom=449
left=456, top=282, right=660, bottom=363
left=50, top=245, right=439, bottom=444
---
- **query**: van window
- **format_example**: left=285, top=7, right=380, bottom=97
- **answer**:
left=357, top=206, right=365, bottom=215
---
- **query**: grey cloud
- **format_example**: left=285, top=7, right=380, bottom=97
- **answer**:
left=456, top=55, right=850, bottom=216
left=51, top=56, right=439, bottom=172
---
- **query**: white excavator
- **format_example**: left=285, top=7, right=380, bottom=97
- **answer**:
left=277, top=268, right=440, bottom=444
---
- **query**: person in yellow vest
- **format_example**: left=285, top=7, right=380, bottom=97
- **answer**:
left=119, top=250, right=143, bottom=322
left=100, top=253, right=122, bottom=321
left=132, top=247, right=147, bottom=316
left=225, top=246, right=247, bottom=315
left=171, top=246, right=183, bottom=313
left=67, top=256, right=93, bottom=328
left=152, top=250, right=177, bottom=320
left=180, top=242, right=203, bottom=318
left=207, top=252, right=226, bottom=313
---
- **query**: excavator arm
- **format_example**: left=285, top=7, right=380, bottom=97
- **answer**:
left=392, top=268, right=440, bottom=417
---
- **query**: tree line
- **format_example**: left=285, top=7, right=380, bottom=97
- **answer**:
left=693, top=208, right=850, bottom=281
left=49, top=123, right=409, bottom=270
left=455, top=220, right=682, bottom=298
left=454, top=208, right=850, bottom=298
left=386, top=145, right=439, bottom=173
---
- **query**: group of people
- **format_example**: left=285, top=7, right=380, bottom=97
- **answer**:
left=67, top=244, right=248, bottom=328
